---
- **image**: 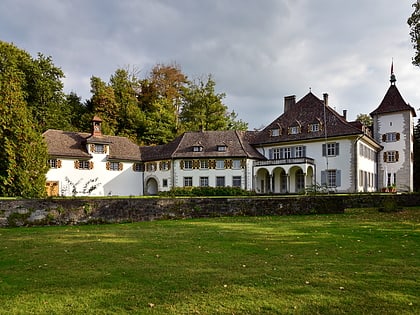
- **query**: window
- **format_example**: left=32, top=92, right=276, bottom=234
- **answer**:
left=162, top=179, right=168, bottom=187
left=74, top=160, right=92, bottom=170
left=109, top=162, right=122, bottom=171
left=184, top=177, right=193, bottom=187
left=309, top=123, right=319, bottom=132
left=216, top=160, right=224, bottom=169
left=322, top=143, right=339, bottom=157
left=289, top=126, right=300, bottom=134
left=271, top=128, right=280, bottom=136
left=273, top=148, right=281, bottom=159
left=232, top=159, right=241, bottom=169
left=193, top=146, right=203, bottom=152
left=217, top=145, right=227, bottom=152
left=200, top=160, right=208, bottom=169
left=295, top=146, right=304, bottom=158
left=160, top=161, right=170, bottom=171
left=384, top=151, right=399, bottom=163
left=48, top=159, right=61, bottom=168
left=284, top=147, right=292, bottom=159
left=95, top=144, right=104, bottom=153
left=200, top=177, right=209, bottom=187
left=216, top=176, right=225, bottom=187
left=184, top=160, right=193, bottom=170
left=382, top=132, right=399, bottom=142
left=133, top=163, right=143, bottom=172
left=146, top=163, right=156, bottom=172
left=232, top=176, right=241, bottom=188
left=321, top=170, right=341, bottom=188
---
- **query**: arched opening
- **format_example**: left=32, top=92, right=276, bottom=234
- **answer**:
left=145, top=178, right=158, bottom=195
left=255, top=168, right=269, bottom=194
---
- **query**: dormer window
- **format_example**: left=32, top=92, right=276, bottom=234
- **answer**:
left=271, top=128, right=280, bottom=137
left=309, top=123, right=319, bottom=132
left=193, top=145, right=203, bottom=152
left=217, top=145, right=227, bottom=152
left=288, top=126, right=300, bottom=135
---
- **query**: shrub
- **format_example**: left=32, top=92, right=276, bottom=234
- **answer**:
left=160, top=186, right=254, bottom=197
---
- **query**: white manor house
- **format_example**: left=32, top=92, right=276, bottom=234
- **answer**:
left=44, top=72, right=416, bottom=196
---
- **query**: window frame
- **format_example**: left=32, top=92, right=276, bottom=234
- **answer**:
left=183, top=177, right=193, bottom=187
left=216, top=176, right=225, bottom=187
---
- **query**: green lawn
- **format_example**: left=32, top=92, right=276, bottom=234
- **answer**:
left=0, top=208, right=419, bottom=314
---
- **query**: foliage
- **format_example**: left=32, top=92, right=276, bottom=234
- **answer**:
left=160, top=186, right=254, bottom=197
left=413, top=118, right=420, bottom=191
left=180, top=75, right=229, bottom=131
left=356, top=113, right=373, bottom=127
left=0, top=209, right=418, bottom=314
left=408, top=1, right=420, bottom=66
left=0, top=41, right=49, bottom=198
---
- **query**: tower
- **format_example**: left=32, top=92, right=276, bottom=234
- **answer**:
left=370, top=64, right=416, bottom=192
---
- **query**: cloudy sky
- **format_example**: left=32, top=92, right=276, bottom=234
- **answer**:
left=1, top=0, right=419, bottom=129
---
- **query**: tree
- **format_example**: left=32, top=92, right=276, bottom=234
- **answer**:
left=89, top=76, right=119, bottom=135
left=109, top=68, right=144, bottom=140
left=414, top=119, right=420, bottom=191
left=148, top=63, right=188, bottom=131
left=141, top=98, right=178, bottom=145
left=227, top=110, right=248, bottom=131
left=408, top=1, right=420, bottom=66
left=0, top=44, right=49, bottom=197
left=25, top=54, right=70, bottom=131
left=356, top=113, right=373, bottom=127
left=180, top=75, right=229, bottom=131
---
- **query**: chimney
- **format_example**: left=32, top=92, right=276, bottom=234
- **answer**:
left=323, top=93, right=329, bottom=107
left=284, top=95, right=296, bottom=113
left=342, top=110, right=347, bottom=120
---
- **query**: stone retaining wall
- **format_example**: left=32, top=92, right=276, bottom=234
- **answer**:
left=0, top=194, right=418, bottom=227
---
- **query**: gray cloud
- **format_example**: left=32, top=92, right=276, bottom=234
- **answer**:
left=1, top=0, right=418, bottom=129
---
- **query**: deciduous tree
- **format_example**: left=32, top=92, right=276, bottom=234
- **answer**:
left=408, top=1, right=420, bottom=66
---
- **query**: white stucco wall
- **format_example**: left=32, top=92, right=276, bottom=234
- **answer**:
left=46, top=152, right=143, bottom=196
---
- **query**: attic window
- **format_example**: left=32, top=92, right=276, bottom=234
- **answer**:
left=271, top=128, right=280, bottom=137
left=309, top=123, right=319, bottom=132
left=288, top=126, right=301, bottom=135
left=217, top=145, right=227, bottom=152
left=193, top=146, right=203, bottom=152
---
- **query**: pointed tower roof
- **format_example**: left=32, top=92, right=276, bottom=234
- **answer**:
left=370, top=65, right=416, bottom=117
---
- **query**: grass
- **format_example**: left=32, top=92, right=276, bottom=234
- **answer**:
left=0, top=208, right=418, bottom=314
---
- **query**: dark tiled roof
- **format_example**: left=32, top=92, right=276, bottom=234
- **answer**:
left=252, top=92, right=364, bottom=145
left=43, top=130, right=141, bottom=161
left=370, top=84, right=417, bottom=117
left=140, top=130, right=265, bottom=161
left=172, top=130, right=265, bottom=159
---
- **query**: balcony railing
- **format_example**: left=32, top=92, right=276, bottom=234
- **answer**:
left=254, top=157, right=315, bottom=167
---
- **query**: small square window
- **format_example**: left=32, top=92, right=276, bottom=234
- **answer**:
left=133, top=163, right=143, bottom=172
left=216, top=160, right=225, bottom=169
left=79, top=161, right=90, bottom=170
left=232, top=160, right=241, bottom=169
left=184, top=177, right=193, bottom=187
left=200, top=160, right=208, bottom=169
left=216, top=176, right=225, bottom=187
left=217, top=145, right=227, bottom=152
left=48, top=159, right=58, bottom=168
left=232, top=176, right=241, bottom=187
left=184, top=160, right=193, bottom=169
left=271, top=128, right=280, bottom=137
left=200, top=177, right=209, bottom=187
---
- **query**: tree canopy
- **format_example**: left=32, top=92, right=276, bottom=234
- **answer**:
left=0, top=41, right=49, bottom=197
left=408, top=1, right=420, bottom=67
